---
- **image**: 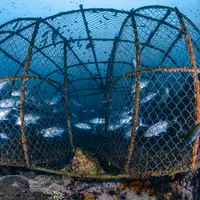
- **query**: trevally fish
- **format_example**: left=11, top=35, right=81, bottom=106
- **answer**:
left=124, top=118, right=148, bottom=139
left=16, top=113, right=41, bottom=126
left=108, top=123, right=122, bottom=131
left=74, top=123, right=91, bottom=130
left=121, top=110, right=131, bottom=116
left=72, top=100, right=82, bottom=107
left=141, top=92, right=157, bottom=104
left=53, top=105, right=65, bottom=113
left=144, top=120, right=168, bottom=137
left=26, top=95, right=46, bottom=110
left=0, top=81, right=9, bottom=90
left=45, top=95, right=63, bottom=105
left=0, top=133, right=9, bottom=140
left=120, top=116, right=132, bottom=125
left=39, top=126, right=65, bottom=138
left=11, top=89, right=21, bottom=97
left=0, top=98, right=20, bottom=109
left=71, top=113, right=77, bottom=118
left=0, top=108, right=12, bottom=120
left=131, top=78, right=150, bottom=93
left=89, top=118, right=105, bottom=124
left=82, top=109, right=95, bottom=113
left=184, top=123, right=200, bottom=144
left=101, top=99, right=112, bottom=104
left=162, top=87, right=170, bottom=103
left=132, top=58, right=136, bottom=69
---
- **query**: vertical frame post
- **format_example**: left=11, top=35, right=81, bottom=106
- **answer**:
left=124, top=14, right=141, bottom=173
left=20, top=19, right=40, bottom=168
left=63, top=41, right=75, bottom=152
left=104, top=36, right=119, bottom=145
left=176, top=7, right=200, bottom=169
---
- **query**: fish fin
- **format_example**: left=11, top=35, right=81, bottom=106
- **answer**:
left=139, top=117, right=148, bottom=127
left=186, top=138, right=194, bottom=144
left=139, top=117, right=142, bottom=126
left=2, top=118, right=9, bottom=121
left=12, top=114, right=19, bottom=118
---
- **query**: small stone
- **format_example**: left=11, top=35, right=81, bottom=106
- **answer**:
left=96, top=193, right=117, bottom=200
left=34, top=174, right=60, bottom=185
left=19, top=171, right=37, bottom=179
left=124, top=191, right=147, bottom=200
left=103, top=182, right=120, bottom=189
left=85, top=185, right=103, bottom=195
left=0, top=175, right=29, bottom=196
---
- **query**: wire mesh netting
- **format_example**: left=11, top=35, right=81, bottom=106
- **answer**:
left=0, top=5, right=200, bottom=178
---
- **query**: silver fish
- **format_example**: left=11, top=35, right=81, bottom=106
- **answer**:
left=144, top=120, right=168, bottom=137
left=39, top=126, right=65, bottom=138
left=120, top=116, right=132, bottom=125
left=132, top=58, right=136, bottom=68
left=0, top=133, right=8, bottom=140
left=45, top=95, right=62, bottom=105
left=0, top=81, right=9, bottom=90
left=89, top=118, right=105, bottom=124
left=162, top=87, right=170, bottom=103
left=124, top=118, right=148, bottom=139
left=27, top=95, right=45, bottom=109
left=74, top=123, right=91, bottom=130
left=120, top=111, right=131, bottom=117
left=11, top=89, right=21, bottom=97
left=0, top=108, right=12, bottom=120
left=82, top=109, right=95, bottom=113
left=16, top=113, right=41, bottom=126
left=53, top=105, right=65, bottom=113
left=102, top=99, right=112, bottom=104
left=71, top=113, right=77, bottom=118
left=131, top=78, right=150, bottom=93
left=0, top=98, right=20, bottom=108
left=72, top=100, right=82, bottom=107
left=108, top=124, right=122, bottom=131
left=141, top=92, right=157, bottom=103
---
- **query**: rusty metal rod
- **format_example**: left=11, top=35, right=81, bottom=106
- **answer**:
left=110, top=66, right=195, bottom=90
left=123, top=15, right=141, bottom=173
left=20, top=18, right=41, bottom=169
left=63, top=41, right=75, bottom=152
left=104, top=36, right=119, bottom=145
left=0, top=66, right=195, bottom=87
left=33, top=166, right=188, bottom=179
left=175, top=7, right=200, bottom=170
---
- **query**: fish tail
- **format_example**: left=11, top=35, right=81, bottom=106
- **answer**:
left=139, top=117, right=142, bottom=126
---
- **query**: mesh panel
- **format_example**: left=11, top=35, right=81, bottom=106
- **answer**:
left=0, top=6, right=199, bottom=178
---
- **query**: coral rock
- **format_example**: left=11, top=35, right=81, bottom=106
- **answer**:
left=72, top=147, right=105, bottom=176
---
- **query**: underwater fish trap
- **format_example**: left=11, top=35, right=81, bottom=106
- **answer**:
left=0, top=5, right=200, bottom=179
